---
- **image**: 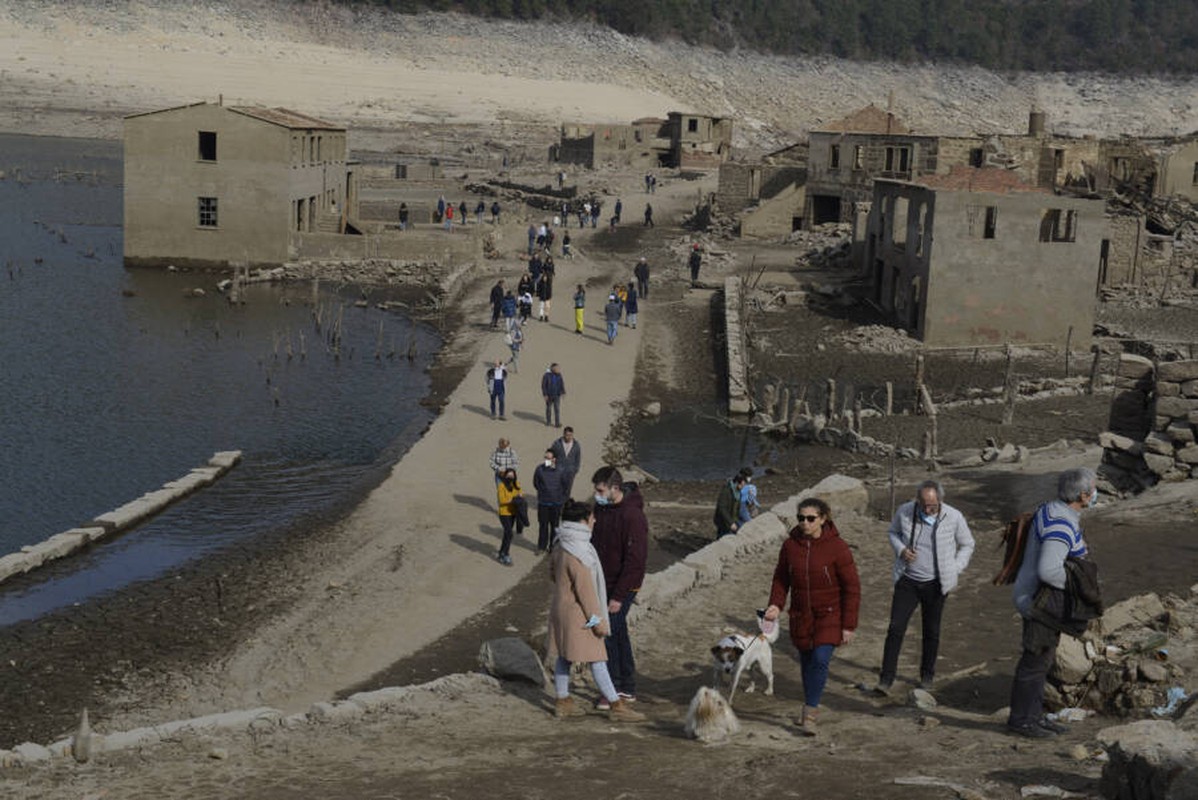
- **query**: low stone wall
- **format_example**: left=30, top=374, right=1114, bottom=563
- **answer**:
left=0, top=451, right=241, bottom=588
left=1101, top=356, right=1198, bottom=491
left=294, top=230, right=481, bottom=263
left=725, top=277, right=751, bottom=415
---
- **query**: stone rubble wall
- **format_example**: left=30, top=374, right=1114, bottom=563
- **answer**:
left=725, top=277, right=752, bottom=415
left=0, top=452, right=242, bottom=588
left=1101, top=356, right=1198, bottom=491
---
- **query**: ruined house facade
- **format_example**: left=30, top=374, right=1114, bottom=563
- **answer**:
left=124, top=102, right=354, bottom=267
left=807, top=106, right=1098, bottom=227
left=865, top=166, right=1106, bottom=347
left=716, top=143, right=808, bottom=238
left=555, top=113, right=731, bottom=170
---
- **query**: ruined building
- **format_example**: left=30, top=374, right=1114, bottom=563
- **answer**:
left=124, top=101, right=356, bottom=268
left=865, top=165, right=1106, bottom=347
left=554, top=112, right=732, bottom=170
left=716, top=143, right=808, bottom=238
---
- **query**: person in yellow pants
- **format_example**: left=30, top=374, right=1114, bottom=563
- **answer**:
left=573, top=284, right=586, bottom=335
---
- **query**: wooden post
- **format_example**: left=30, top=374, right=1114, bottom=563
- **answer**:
left=922, top=429, right=933, bottom=460
left=1065, top=325, right=1074, bottom=378
left=778, top=387, right=791, bottom=428
left=1001, top=343, right=1016, bottom=425
left=825, top=378, right=836, bottom=421
left=919, top=383, right=936, bottom=417
left=1088, top=348, right=1101, bottom=395
left=913, top=352, right=926, bottom=414
left=889, top=449, right=897, bottom=517
left=853, top=397, right=863, bottom=435
left=930, top=414, right=939, bottom=457
left=885, top=381, right=893, bottom=416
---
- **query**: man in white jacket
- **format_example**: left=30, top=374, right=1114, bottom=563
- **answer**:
left=875, top=480, right=975, bottom=694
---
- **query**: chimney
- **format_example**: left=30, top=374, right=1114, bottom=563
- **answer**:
left=1028, top=108, right=1046, bottom=137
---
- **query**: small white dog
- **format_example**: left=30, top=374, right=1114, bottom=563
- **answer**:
left=684, top=686, right=740, bottom=743
left=710, top=610, right=780, bottom=704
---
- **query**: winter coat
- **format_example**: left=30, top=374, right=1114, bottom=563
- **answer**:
left=604, top=300, right=622, bottom=323
left=887, top=501, right=975, bottom=594
left=550, top=437, right=582, bottom=478
left=768, top=522, right=861, bottom=651
left=537, top=276, right=553, bottom=301
left=546, top=548, right=608, bottom=663
left=713, top=481, right=740, bottom=532
left=541, top=370, right=566, bottom=399
left=591, top=484, right=648, bottom=603
left=634, top=261, right=649, bottom=282
left=533, top=464, right=567, bottom=506
left=497, top=479, right=522, bottom=517
left=489, top=283, right=504, bottom=308
left=624, top=288, right=639, bottom=314
left=500, top=296, right=517, bottom=318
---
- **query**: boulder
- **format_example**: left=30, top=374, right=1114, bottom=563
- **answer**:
left=1156, top=396, right=1198, bottom=420
left=996, top=443, right=1018, bottom=462
left=1052, top=635, right=1093, bottom=684
left=1099, top=720, right=1198, bottom=800
left=1144, top=433, right=1176, bottom=456
left=642, top=401, right=662, bottom=418
left=1168, top=423, right=1198, bottom=445
left=808, top=474, right=869, bottom=516
left=910, top=688, right=937, bottom=710
left=1144, top=452, right=1176, bottom=476
left=1182, top=379, right=1198, bottom=398
left=1102, top=594, right=1166, bottom=636
left=1118, top=354, right=1155, bottom=379
left=1157, top=360, right=1198, bottom=383
left=1139, top=661, right=1168, bottom=683
left=1100, top=431, right=1138, bottom=452
left=12, top=742, right=51, bottom=762
left=1157, top=381, right=1182, bottom=398
left=1176, top=445, right=1198, bottom=465
left=478, top=637, right=546, bottom=686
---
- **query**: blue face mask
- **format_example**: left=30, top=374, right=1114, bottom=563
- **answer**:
left=920, top=512, right=937, bottom=525
left=1088, top=488, right=1098, bottom=508
left=594, top=493, right=610, bottom=506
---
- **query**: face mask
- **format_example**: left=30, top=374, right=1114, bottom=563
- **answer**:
left=920, top=511, right=937, bottom=525
left=1088, top=488, right=1098, bottom=508
left=543, top=460, right=553, bottom=468
left=594, top=493, right=610, bottom=506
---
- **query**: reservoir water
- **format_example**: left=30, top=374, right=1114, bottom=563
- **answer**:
left=0, top=134, right=440, bottom=623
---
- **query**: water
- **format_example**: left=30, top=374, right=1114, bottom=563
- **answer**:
left=0, top=134, right=440, bottom=623
left=631, top=406, right=766, bottom=481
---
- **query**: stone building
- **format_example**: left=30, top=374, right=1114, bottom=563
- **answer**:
left=864, top=165, right=1106, bottom=347
left=555, top=113, right=731, bottom=170
left=716, top=143, right=808, bottom=237
left=807, top=105, right=1098, bottom=228
left=124, top=101, right=354, bottom=268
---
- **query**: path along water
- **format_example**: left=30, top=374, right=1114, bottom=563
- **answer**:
left=0, top=134, right=440, bottom=623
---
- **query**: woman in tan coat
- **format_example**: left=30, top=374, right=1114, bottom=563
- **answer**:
left=547, top=500, right=644, bottom=722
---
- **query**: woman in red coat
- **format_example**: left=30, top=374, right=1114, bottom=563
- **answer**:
left=764, top=497, right=861, bottom=737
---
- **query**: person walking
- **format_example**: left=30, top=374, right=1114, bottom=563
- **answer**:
left=590, top=466, right=648, bottom=705
left=458, top=200, right=468, bottom=226
left=507, top=324, right=524, bottom=373
left=643, top=203, right=654, bottom=227
left=487, top=360, right=508, bottom=420
left=712, top=472, right=746, bottom=539
left=604, top=294, right=622, bottom=345
left=572, top=284, right=586, bottom=335
left=475, top=199, right=485, bottom=225
left=537, top=270, right=554, bottom=322
left=688, top=244, right=702, bottom=286
left=634, top=257, right=649, bottom=299
left=547, top=500, right=645, bottom=722
left=614, top=198, right=622, bottom=224
left=738, top=468, right=760, bottom=526
left=875, top=480, right=975, bottom=695
left=495, top=467, right=525, bottom=566
left=436, top=194, right=446, bottom=223
left=550, top=426, right=582, bottom=497
left=541, top=363, right=566, bottom=428
left=763, top=497, right=861, bottom=737
left=534, top=450, right=568, bottom=553
left=562, top=231, right=572, bottom=259
left=1006, top=468, right=1100, bottom=739
left=518, top=289, right=534, bottom=326
left=624, top=282, right=639, bottom=329
left=489, top=279, right=505, bottom=329
left=488, top=437, right=518, bottom=483
left=491, top=200, right=501, bottom=224
left=527, top=224, right=537, bottom=256
left=500, top=290, right=518, bottom=332
left=398, top=202, right=409, bottom=231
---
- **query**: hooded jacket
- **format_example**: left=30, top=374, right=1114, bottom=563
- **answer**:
left=590, top=483, right=648, bottom=604
left=768, top=521, right=861, bottom=651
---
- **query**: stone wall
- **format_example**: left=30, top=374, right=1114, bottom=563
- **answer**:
left=1101, top=356, right=1198, bottom=490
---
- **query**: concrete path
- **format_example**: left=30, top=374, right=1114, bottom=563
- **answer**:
left=220, top=225, right=646, bottom=712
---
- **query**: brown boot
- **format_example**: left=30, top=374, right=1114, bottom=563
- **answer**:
left=554, top=696, right=587, bottom=719
left=798, top=705, right=819, bottom=737
left=608, top=698, right=646, bottom=723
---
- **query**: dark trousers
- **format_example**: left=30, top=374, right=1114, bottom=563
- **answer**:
left=498, top=514, right=519, bottom=557
left=604, top=591, right=637, bottom=694
left=690, top=265, right=700, bottom=283
left=536, top=503, right=561, bottom=552
left=489, top=384, right=505, bottom=417
left=880, top=576, right=946, bottom=685
left=1008, top=618, right=1060, bottom=727
left=637, top=278, right=648, bottom=299
left=490, top=305, right=501, bottom=328
left=545, top=395, right=561, bottom=427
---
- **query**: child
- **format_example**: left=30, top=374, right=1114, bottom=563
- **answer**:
left=547, top=500, right=645, bottom=722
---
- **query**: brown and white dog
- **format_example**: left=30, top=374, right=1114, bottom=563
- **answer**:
left=684, top=686, right=740, bottom=743
left=710, top=610, right=780, bottom=704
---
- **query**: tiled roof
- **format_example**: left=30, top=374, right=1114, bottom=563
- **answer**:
left=914, top=165, right=1049, bottom=194
left=816, top=104, right=910, bottom=135
left=230, top=106, right=343, bottom=130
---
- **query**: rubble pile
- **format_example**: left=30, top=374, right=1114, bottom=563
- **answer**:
left=786, top=223, right=854, bottom=268
left=1047, top=590, right=1196, bottom=716
left=835, top=324, right=919, bottom=354
left=666, top=236, right=737, bottom=278
left=283, top=259, right=448, bottom=289
left=1101, top=356, right=1198, bottom=491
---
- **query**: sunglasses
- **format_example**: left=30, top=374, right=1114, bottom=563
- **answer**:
left=798, top=514, right=821, bottom=523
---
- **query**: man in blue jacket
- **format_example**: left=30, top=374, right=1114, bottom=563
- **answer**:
left=541, top=362, right=566, bottom=428
left=533, top=449, right=567, bottom=553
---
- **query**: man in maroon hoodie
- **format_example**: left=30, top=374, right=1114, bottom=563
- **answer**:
left=589, top=466, right=648, bottom=707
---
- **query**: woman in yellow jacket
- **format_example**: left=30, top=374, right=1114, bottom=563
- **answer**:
left=496, top=468, right=525, bottom=566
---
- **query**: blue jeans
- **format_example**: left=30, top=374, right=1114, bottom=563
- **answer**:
left=489, top=383, right=505, bottom=417
left=604, top=591, right=637, bottom=695
left=606, top=320, right=618, bottom=343
left=799, top=644, right=835, bottom=707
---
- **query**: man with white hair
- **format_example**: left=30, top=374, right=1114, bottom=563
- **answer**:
left=1006, top=467, right=1099, bottom=738
left=875, top=480, right=974, bottom=695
